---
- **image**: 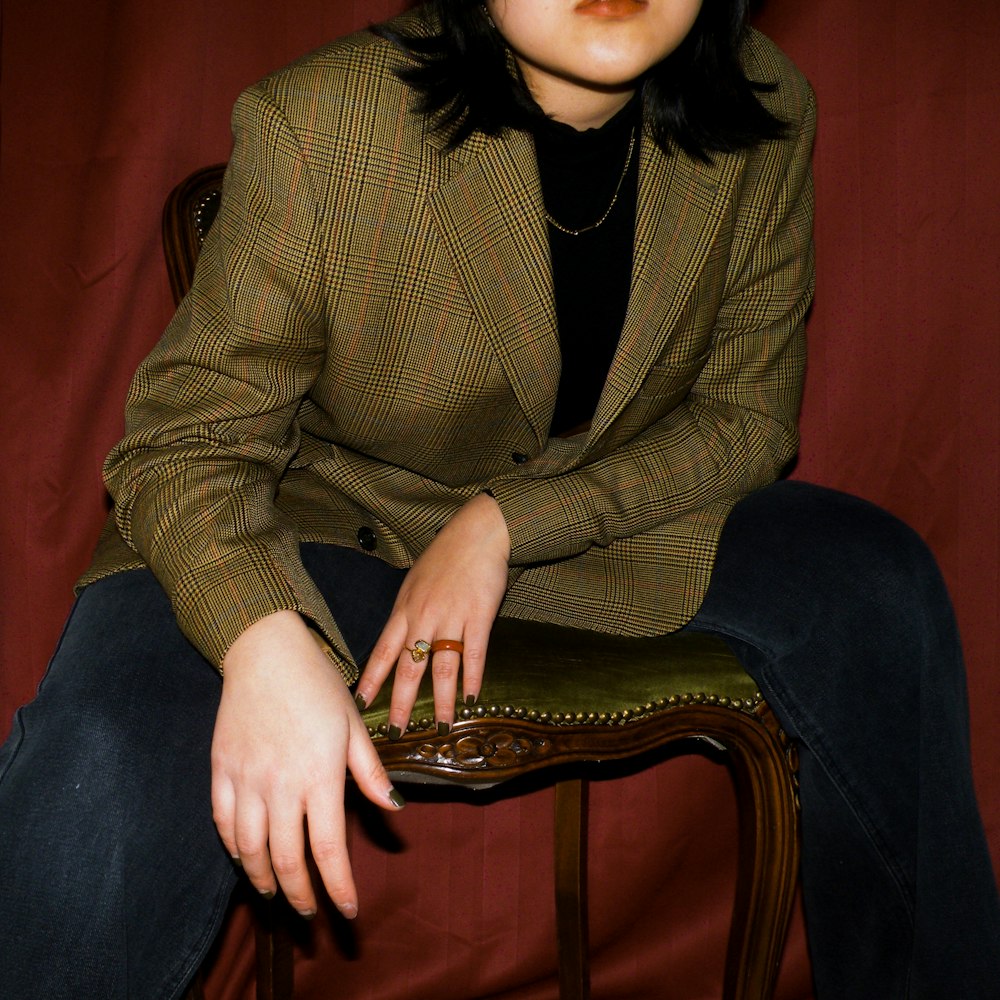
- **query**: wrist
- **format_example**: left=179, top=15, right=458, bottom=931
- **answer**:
left=222, top=610, right=314, bottom=680
left=470, top=490, right=511, bottom=562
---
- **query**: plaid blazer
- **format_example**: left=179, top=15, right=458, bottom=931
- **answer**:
left=81, top=13, right=816, bottom=681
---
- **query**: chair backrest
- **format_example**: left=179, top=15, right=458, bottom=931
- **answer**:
left=162, top=164, right=226, bottom=305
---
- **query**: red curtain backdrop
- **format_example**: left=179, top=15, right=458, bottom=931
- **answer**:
left=2, top=2, right=997, bottom=997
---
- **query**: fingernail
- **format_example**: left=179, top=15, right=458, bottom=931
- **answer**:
left=355, top=692, right=367, bottom=711
left=298, top=909, right=317, bottom=921
left=260, top=889, right=276, bottom=900
left=437, top=721, right=450, bottom=737
left=339, top=902, right=358, bottom=920
left=388, top=724, right=402, bottom=741
left=388, top=787, right=406, bottom=809
left=231, top=856, right=243, bottom=868
left=465, top=694, right=477, bottom=706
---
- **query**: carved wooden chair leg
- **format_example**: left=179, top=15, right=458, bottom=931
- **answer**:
left=253, top=895, right=294, bottom=1000
left=554, top=777, right=590, bottom=1000
left=720, top=705, right=800, bottom=1000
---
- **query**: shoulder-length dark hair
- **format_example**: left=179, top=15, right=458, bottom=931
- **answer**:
left=374, top=0, right=787, bottom=160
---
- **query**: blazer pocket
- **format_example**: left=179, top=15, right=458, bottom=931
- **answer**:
left=287, top=437, right=342, bottom=470
left=638, top=350, right=711, bottom=400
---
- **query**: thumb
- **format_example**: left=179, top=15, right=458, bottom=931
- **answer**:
left=347, top=717, right=407, bottom=812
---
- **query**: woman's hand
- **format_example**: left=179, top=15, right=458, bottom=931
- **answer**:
left=212, top=610, right=403, bottom=920
left=355, top=492, right=511, bottom=735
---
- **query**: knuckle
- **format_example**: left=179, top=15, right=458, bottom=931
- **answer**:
left=270, top=851, right=304, bottom=879
left=359, top=757, right=388, bottom=790
left=309, top=836, right=346, bottom=867
left=462, top=641, right=486, bottom=664
left=211, top=804, right=231, bottom=828
left=396, top=659, right=425, bottom=682
left=430, top=655, right=458, bottom=680
left=368, top=638, right=395, bottom=666
left=233, top=833, right=265, bottom=856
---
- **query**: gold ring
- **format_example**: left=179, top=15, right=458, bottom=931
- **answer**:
left=405, top=639, right=432, bottom=663
left=430, top=639, right=465, bottom=655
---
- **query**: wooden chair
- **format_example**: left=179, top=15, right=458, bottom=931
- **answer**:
left=166, top=164, right=800, bottom=1000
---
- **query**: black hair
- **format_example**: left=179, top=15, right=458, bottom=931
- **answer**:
left=373, top=0, right=788, bottom=160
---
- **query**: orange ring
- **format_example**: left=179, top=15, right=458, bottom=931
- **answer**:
left=430, top=638, right=465, bottom=655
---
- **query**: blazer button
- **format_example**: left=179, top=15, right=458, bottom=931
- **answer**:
left=511, top=452, right=529, bottom=464
left=357, top=526, right=377, bottom=551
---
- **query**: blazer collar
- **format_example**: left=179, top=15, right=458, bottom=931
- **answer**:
left=590, top=134, right=743, bottom=441
left=429, top=123, right=743, bottom=448
left=430, top=127, right=558, bottom=448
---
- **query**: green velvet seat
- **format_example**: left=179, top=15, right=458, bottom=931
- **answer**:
left=366, top=618, right=762, bottom=754
left=168, top=165, right=800, bottom=1000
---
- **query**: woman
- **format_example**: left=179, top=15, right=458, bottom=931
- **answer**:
left=1, top=1, right=996, bottom=997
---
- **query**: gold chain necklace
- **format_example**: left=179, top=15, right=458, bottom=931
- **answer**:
left=543, top=128, right=637, bottom=237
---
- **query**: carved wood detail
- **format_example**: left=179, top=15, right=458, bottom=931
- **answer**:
left=406, top=730, right=553, bottom=771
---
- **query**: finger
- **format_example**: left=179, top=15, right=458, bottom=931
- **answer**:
left=303, top=784, right=356, bottom=919
left=458, top=618, right=492, bottom=706
left=267, top=798, right=317, bottom=918
left=233, top=792, right=276, bottom=899
left=347, top=717, right=407, bottom=815
left=385, top=638, right=430, bottom=738
left=311, top=725, right=404, bottom=920
left=430, top=648, right=461, bottom=734
left=355, top=613, right=409, bottom=711
left=210, top=772, right=240, bottom=865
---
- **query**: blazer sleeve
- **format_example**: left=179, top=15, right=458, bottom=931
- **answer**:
left=486, top=87, right=816, bottom=567
left=103, top=85, right=353, bottom=676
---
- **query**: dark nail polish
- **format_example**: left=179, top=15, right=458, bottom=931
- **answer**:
left=260, top=889, right=276, bottom=900
left=231, top=856, right=243, bottom=869
left=388, top=787, right=406, bottom=809
left=298, top=909, right=317, bottom=921
left=437, top=721, right=450, bottom=737
left=355, top=692, right=367, bottom=711
left=388, top=724, right=402, bottom=741
left=465, top=694, right=477, bottom=706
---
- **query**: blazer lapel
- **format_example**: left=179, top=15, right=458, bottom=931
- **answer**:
left=589, top=135, right=744, bottom=441
left=429, top=123, right=744, bottom=451
left=430, top=130, right=559, bottom=448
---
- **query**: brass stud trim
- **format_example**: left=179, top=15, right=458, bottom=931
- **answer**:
left=367, top=689, right=763, bottom=737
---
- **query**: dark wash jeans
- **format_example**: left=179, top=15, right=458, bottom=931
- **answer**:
left=1, top=482, right=997, bottom=998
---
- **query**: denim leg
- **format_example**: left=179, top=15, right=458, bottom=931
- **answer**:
left=0, top=545, right=404, bottom=1000
left=687, top=480, right=1000, bottom=999
left=0, top=568, right=234, bottom=999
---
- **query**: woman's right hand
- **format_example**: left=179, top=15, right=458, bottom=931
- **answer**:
left=212, top=610, right=403, bottom=919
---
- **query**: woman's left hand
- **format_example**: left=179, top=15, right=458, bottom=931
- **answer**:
left=355, top=492, right=510, bottom=734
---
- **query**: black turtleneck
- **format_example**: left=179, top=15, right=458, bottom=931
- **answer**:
left=533, top=96, right=640, bottom=436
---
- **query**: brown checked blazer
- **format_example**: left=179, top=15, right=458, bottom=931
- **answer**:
left=80, top=11, right=816, bottom=683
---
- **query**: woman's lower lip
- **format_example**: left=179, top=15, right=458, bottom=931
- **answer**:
left=575, top=0, right=648, bottom=17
